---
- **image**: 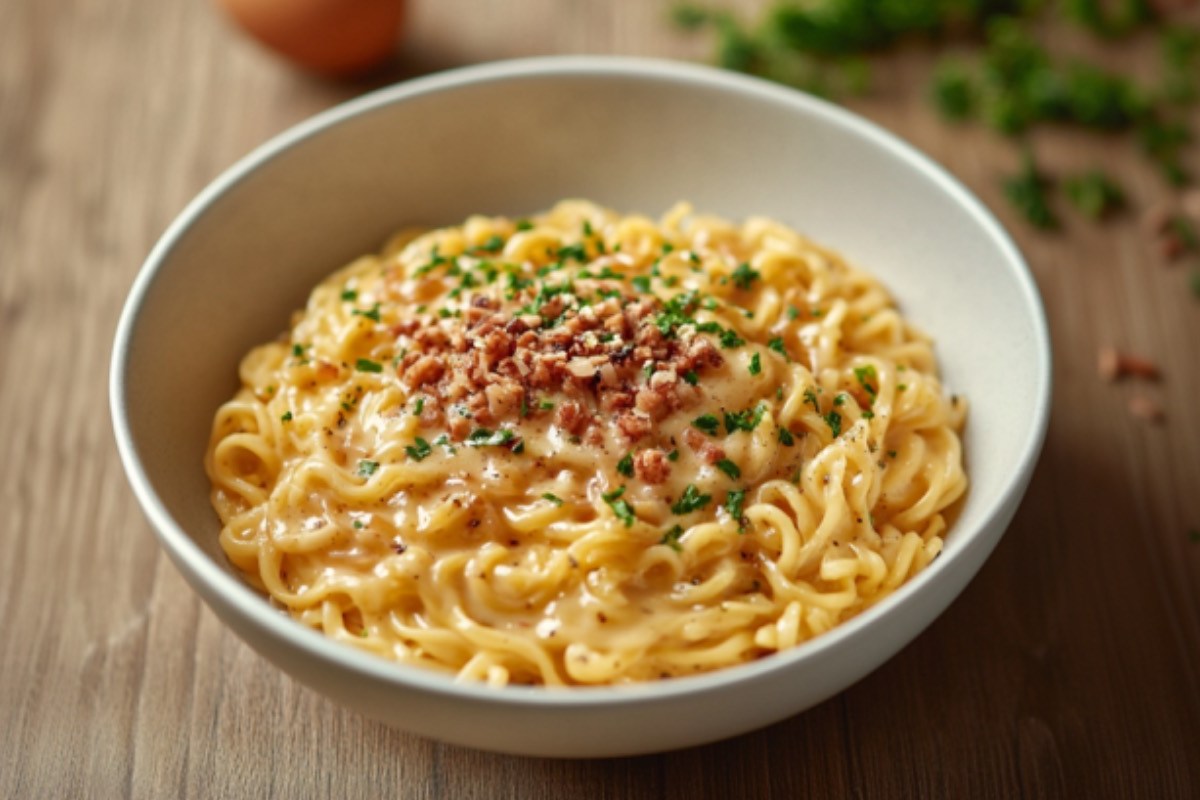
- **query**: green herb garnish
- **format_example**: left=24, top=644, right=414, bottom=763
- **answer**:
left=405, top=438, right=432, bottom=462
left=1064, top=170, right=1125, bottom=219
left=671, top=484, right=712, bottom=515
left=603, top=486, right=636, bottom=527
left=466, top=428, right=516, bottom=447
left=1004, top=150, right=1058, bottom=229
left=715, top=459, right=741, bottom=479
left=748, top=353, right=761, bottom=376
left=352, top=303, right=382, bottom=323
left=854, top=364, right=878, bottom=403
left=617, top=452, right=635, bottom=478
left=357, top=459, right=379, bottom=477
left=823, top=411, right=843, bottom=438
left=355, top=358, right=383, bottom=373
left=719, top=328, right=745, bottom=348
left=731, top=262, right=760, bottom=290
left=660, top=524, right=685, bottom=552
left=725, top=489, right=747, bottom=530
left=693, top=414, right=721, bottom=435
left=724, top=403, right=766, bottom=433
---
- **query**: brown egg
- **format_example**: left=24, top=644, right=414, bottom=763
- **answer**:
left=216, top=0, right=406, bottom=77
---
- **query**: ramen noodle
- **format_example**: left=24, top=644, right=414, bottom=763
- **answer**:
left=205, top=201, right=967, bottom=686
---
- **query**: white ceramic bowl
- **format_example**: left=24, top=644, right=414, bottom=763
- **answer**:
left=111, top=56, right=1051, bottom=758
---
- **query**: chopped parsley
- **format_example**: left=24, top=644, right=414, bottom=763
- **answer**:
left=1004, top=150, right=1058, bottom=230
left=542, top=492, right=564, bottom=507
left=661, top=242, right=675, bottom=254
left=475, top=234, right=505, bottom=253
left=280, top=411, right=293, bottom=422
left=603, top=486, right=636, bottom=527
left=767, top=337, right=788, bottom=358
left=516, top=219, right=533, bottom=231
left=538, top=398, right=555, bottom=411
left=803, top=388, right=822, bottom=416
left=854, top=364, right=878, bottom=402
left=725, top=489, right=747, bottom=530
left=660, top=524, right=684, bottom=552
left=1064, top=170, right=1125, bottom=219
left=617, top=452, right=634, bottom=478
left=340, top=289, right=357, bottom=301
left=357, top=459, right=379, bottom=477
left=414, top=247, right=449, bottom=276
left=466, top=428, right=516, bottom=447
left=786, top=305, right=799, bottom=320
left=748, top=353, right=761, bottom=376
left=683, top=370, right=699, bottom=386
left=731, top=262, right=761, bottom=290
left=719, top=328, right=745, bottom=348
left=724, top=403, right=766, bottom=433
left=715, top=458, right=741, bottom=479
left=291, top=343, right=306, bottom=357
left=631, top=275, right=652, bottom=293
left=355, top=358, right=383, bottom=373
left=352, top=303, right=382, bottom=323
left=778, top=427, right=795, bottom=446
left=667, top=449, right=680, bottom=462
left=411, top=397, right=424, bottom=416
left=557, top=243, right=588, bottom=263
left=672, top=484, right=712, bottom=515
left=692, top=414, right=721, bottom=435
left=824, top=411, right=843, bottom=438
left=405, top=437, right=432, bottom=462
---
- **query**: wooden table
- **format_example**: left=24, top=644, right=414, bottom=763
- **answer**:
left=3, top=1, right=1197, bottom=796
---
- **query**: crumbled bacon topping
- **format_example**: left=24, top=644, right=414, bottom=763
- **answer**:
left=389, top=280, right=723, bottom=441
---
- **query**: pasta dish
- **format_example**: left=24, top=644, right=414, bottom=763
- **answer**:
left=205, top=201, right=967, bottom=686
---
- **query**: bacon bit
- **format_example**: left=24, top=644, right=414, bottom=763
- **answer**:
left=682, top=426, right=726, bottom=464
left=634, top=449, right=671, bottom=484
left=385, top=282, right=719, bottom=443
left=485, top=381, right=524, bottom=420
left=404, top=355, right=444, bottom=387
left=447, top=414, right=471, bottom=440
left=555, top=401, right=591, bottom=436
left=616, top=410, right=653, bottom=442
left=1097, top=346, right=1160, bottom=382
left=1128, top=394, right=1165, bottom=423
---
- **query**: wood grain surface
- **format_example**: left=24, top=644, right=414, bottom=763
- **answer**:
left=2, top=1, right=1198, bottom=797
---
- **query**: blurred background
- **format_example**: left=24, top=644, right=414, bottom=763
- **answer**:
left=1, top=1, right=1198, bottom=797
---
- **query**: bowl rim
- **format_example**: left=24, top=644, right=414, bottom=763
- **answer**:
left=110, top=54, right=1052, bottom=708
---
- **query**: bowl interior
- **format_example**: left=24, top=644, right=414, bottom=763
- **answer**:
left=115, top=58, right=1047, bottom=689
